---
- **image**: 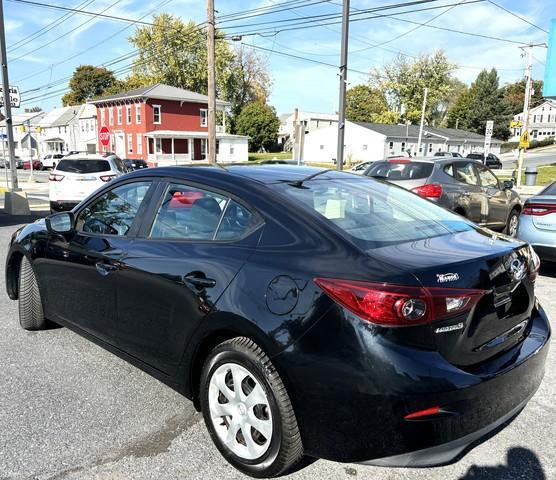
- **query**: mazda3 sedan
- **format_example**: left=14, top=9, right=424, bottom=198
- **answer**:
left=5, top=166, right=550, bottom=478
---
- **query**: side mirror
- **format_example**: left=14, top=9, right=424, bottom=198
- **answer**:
left=503, top=180, right=514, bottom=190
left=46, top=211, right=75, bottom=234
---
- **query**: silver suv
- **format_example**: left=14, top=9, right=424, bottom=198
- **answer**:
left=365, top=157, right=522, bottom=235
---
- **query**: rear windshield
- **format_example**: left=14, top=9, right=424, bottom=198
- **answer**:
left=271, top=177, right=473, bottom=248
left=57, top=159, right=111, bottom=174
left=467, top=153, right=482, bottom=159
left=542, top=182, right=556, bottom=195
left=365, top=161, right=434, bottom=181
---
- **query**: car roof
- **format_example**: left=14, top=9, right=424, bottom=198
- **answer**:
left=125, top=165, right=358, bottom=186
left=60, top=153, right=111, bottom=161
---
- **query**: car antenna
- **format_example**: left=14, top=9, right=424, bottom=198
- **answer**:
left=288, top=169, right=332, bottom=188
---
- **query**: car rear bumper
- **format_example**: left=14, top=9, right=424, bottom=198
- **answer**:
left=276, top=301, right=550, bottom=464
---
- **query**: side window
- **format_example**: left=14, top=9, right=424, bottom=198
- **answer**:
left=443, top=163, right=454, bottom=177
left=76, top=181, right=152, bottom=236
left=454, top=162, right=479, bottom=186
left=150, top=184, right=227, bottom=239
left=478, top=167, right=499, bottom=189
left=216, top=201, right=257, bottom=240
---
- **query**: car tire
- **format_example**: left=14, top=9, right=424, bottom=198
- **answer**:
left=18, top=256, right=47, bottom=330
left=200, top=337, right=303, bottom=478
left=506, top=209, right=520, bottom=237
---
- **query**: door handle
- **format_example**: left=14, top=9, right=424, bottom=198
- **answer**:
left=95, top=262, right=118, bottom=276
left=183, top=273, right=216, bottom=289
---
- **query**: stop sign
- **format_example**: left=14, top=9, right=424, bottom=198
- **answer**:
left=99, top=126, right=110, bottom=146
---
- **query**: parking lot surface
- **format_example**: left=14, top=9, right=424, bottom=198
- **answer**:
left=0, top=216, right=554, bottom=480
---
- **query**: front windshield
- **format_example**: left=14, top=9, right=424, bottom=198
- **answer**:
left=271, top=176, right=473, bottom=248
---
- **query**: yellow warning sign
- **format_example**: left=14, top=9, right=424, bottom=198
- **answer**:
left=519, top=131, right=530, bottom=149
left=510, top=120, right=523, bottom=128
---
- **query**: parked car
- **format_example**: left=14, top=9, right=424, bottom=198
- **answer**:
left=123, top=158, right=148, bottom=170
left=434, top=151, right=463, bottom=158
left=48, top=153, right=126, bottom=212
left=23, top=159, right=43, bottom=171
left=42, top=153, right=64, bottom=170
left=467, top=152, right=503, bottom=169
left=6, top=166, right=548, bottom=477
left=1, top=156, right=24, bottom=169
left=365, top=157, right=521, bottom=235
left=517, top=180, right=556, bottom=263
left=351, top=160, right=374, bottom=174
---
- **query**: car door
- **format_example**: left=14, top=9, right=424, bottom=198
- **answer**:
left=452, top=161, right=484, bottom=223
left=43, top=180, right=155, bottom=344
left=477, top=165, right=508, bottom=229
left=116, top=181, right=263, bottom=375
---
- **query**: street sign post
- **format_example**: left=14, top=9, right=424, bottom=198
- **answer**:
left=0, top=85, right=20, bottom=108
left=99, top=126, right=110, bottom=147
left=484, top=120, right=494, bottom=156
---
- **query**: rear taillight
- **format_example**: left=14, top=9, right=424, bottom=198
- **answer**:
left=314, top=278, right=486, bottom=327
left=49, top=174, right=64, bottom=181
left=100, top=175, right=116, bottom=182
left=522, top=203, right=556, bottom=216
left=412, top=183, right=443, bottom=199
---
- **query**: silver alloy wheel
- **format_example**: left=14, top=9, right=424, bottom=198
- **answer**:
left=508, top=213, right=519, bottom=237
left=208, top=363, right=273, bottom=460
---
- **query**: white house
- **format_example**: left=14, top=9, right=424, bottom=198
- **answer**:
left=278, top=111, right=338, bottom=150
left=510, top=99, right=556, bottom=142
left=76, top=103, right=98, bottom=153
left=0, top=111, right=45, bottom=160
left=303, top=121, right=501, bottom=164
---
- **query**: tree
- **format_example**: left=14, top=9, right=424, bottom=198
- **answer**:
left=502, top=79, right=544, bottom=115
left=235, top=101, right=279, bottom=152
left=128, top=13, right=235, bottom=97
left=345, top=85, right=394, bottom=123
left=62, top=65, right=117, bottom=105
left=370, top=51, right=457, bottom=125
left=446, top=69, right=512, bottom=140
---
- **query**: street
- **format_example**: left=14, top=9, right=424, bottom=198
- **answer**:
left=501, top=148, right=556, bottom=169
left=0, top=216, right=554, bottom=480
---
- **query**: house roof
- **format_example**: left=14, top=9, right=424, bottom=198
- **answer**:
left=38, top=106, right=79, bottom=128
left=0, top=111, right=44, bottom=126
left=89, top=83, right=231, bottom=108
left=144, top=130, right=248, bottom=139
left=353, top=121, right=502, bottom=143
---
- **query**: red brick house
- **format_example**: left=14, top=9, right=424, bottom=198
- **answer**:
left=89, top=84, right=248, bottom=165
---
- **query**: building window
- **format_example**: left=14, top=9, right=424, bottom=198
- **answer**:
left=155, top=137, right=162, bottom=153
left=109, top=107, right=114, bottom=126
left=540, top=115, right=544, bottom=123
left=230, top=144, right=234, bottom=155
left=136, top=104, right=141, bottom=124
left=81, top=123, right=84, bottom=132
left=153, top=105, right=161, bottom=124
left=389, top=141, right=394, bottom=150
left=428, top=143, right=433, bottom=153
left=136, top=134, right=142, bottom=155
left=362, top=144, right=367, bottom=150
left=201, top=138, right=207, bottom=156
left=117, top=106, right=122, bottom=125
left=200, top=109, right=208, bottom=127
left=127, top=134, right=133, bottom=153
left=320, top=145, right=324, bottom=150
left=533, top=115, right=537, bottom=123
left=216, top=139, right=220, bottom=155
left=126, top=105, right=132, bottom=124
left=100, top=108, right=105, bottom=126
left=401, top=142, right=405, bottom=151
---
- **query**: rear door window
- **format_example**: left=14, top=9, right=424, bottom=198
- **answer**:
left=57, top=159, right=111, bottom=173
left=366, top=161, right=434, bottom=180
left=454, top=162, right=479, bottom=185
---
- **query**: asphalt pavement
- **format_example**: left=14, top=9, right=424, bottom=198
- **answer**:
left=0, top=218, right=554, bottom=480
left=501, top=148, right=556, bottom=169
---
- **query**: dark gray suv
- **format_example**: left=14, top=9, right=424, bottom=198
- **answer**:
left=365, top=157, right=522, bottom=235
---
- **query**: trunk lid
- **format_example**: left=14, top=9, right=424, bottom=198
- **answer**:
left=368, top=228, right=536, bottom=367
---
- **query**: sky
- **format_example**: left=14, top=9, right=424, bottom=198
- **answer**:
left=4, top=0, right=555, bottom=116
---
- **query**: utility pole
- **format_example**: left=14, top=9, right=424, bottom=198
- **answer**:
left=27, top=119, right=35, bottom=182
left=416, top=87, right=428, bottom=156
left=516, top=45, right=535, bottom=188
left=206, top=0, right=216, bottom=165
left=336, top=0, right=349, bottom=171
left=0, top=0, right=18, bottom=191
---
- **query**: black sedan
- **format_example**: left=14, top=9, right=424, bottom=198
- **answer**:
left=5, top=166, right=550, bottom=477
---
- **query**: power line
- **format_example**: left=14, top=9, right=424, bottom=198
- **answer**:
left=486, top=0, right=548, bottom=34
left=6, top=0, right=153, bottom=25
left=10, top=0, right=125, bottom=63
left=7, top=0, right=95, bottom=52
left=218, top=0, right=331, bottom=24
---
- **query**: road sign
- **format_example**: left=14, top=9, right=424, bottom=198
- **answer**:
left=99, top=126, right=110, bottom=147
left=520, top=131, right=530, bottom=149
left=510, top=120, right=523, bottom=128
left=0, top=85, right=20, bottom=108
left=484, top=120, right=494, bottom=155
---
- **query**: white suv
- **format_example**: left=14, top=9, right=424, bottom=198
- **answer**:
left=42, top=153, right=64, bottom=169
left=49, top=153, right=127, bottom=212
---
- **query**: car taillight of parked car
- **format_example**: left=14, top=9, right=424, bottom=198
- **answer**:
left=49, top=174, right=64, bottom=181
left=522, top=204, right=556, bottom=216
left=314, top=278, right=486, bottom=327
left=412, top=183, right=443, bottom=199
left=100, top=175, right=117, bottom=182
